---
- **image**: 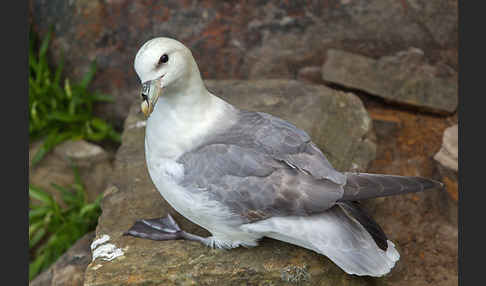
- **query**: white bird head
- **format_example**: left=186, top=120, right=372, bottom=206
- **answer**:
left=134, top=37, right=204, bottom=117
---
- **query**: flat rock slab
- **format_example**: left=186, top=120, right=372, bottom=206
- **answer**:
left=322, top=48, right=458, bottom=114
left=84, top=80, right=382, bottom=285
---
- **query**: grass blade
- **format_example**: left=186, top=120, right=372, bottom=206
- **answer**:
left=51, top=183, right=81, bottom=206
left=29, top=253, right=46, bottom=281
left=38, top=29, right=51, bottom=59
left=29, top=207, right=51, bottom=222
left=53, top=49, right=64, bottom=85
left=29, top=227, right=47, bottom=249
left=29, top=185, right=54, bottom=205
left=80, top=61, right=97, bottom=89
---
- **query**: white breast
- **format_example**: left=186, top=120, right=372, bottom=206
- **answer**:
left=144, top=151, right=241, bottom=236
left=144, top=94, right=242, bottom=235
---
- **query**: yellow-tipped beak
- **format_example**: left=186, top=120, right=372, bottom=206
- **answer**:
left=140, top=79, right=162, bottom=118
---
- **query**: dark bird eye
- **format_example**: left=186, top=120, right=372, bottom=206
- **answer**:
left=159, top=54, right=169, bottom=64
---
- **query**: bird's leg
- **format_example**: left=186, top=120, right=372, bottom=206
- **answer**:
left=123, top=214, right=208, bottom=245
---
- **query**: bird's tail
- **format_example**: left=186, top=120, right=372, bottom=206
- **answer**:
left=339, top=172, right=444, bottom=202
left=243, top=204, right=400, bottom=277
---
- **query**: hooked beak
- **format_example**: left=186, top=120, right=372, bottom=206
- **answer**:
left=140, top=76, right=164, bottom=118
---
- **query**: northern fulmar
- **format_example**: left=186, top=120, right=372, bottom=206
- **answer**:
left=125, top=37, right=443, bottom=277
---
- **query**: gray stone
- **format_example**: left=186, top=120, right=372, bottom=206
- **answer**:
left=434, top=124, right=458, bottom=172
left=433, top=124, right=458, bottom=225
left=30, top=0, right=457, bottom=124
left=29, top=140, right=114, bottom=204
left=84, top=80, right=380, bottom=285
left=30, top=232, right=95, bottom=286
left=297, top=66, right=325, bottom=84
left=322, top=48, right=458, bottom=114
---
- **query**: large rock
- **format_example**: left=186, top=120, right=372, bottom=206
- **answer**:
left=322, top=48, right=458, bottom=114
left=29, top=0, right=457, bottom=124
left=84, top=80, right=381, bottom=285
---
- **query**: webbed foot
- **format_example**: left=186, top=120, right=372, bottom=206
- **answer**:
left=124, top=214, right=208, bottom=244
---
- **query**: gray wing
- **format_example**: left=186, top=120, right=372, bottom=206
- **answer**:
left=204, top=110, right=346, bottom=185
left=177, top=110, right=346, bottom=222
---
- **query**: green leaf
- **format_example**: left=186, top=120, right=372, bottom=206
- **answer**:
left=44, top=233, right=60, bottom=250
left=90, top=118, right=110, bottom=132
left=29, top=220, right=45, bottom=238
left=109, top=129, right=122, bottom=143
left=31, top=147, right=47, bottom=167
left=48, top=112, right=90, bottom=123
left=29, top=227, right=46, bottom=249
left=53, top=51, right=64, bottom=86
left=29, top=185, right=53, bottom=205
left=29, top=253, right=46, bottom=281
left=51, top=183, right=80, bottom=206
left=80, top=203, right=99, bottom=217
left=38, top=29, right=51, bottom=59
left=90, top=92, right=114, bottom=102
left=80, top=61, right=97, bottom=88
left=64, top=78, right=72, bottom=100
left=28, top=27, right=120, bottom=166
left=29, top=207, right=51, bottom=222
left=68, top=160, right=84, bottom=189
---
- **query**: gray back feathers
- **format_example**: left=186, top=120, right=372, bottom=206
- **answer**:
left=177, top=109, right=346, bottom=222
left=177, top=108, right=443, bottom=227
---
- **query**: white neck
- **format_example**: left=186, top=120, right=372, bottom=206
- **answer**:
left=145, top=81, right=234, bottom=160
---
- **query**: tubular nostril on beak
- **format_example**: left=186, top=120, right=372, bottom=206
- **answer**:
left=139, top=78, right=162, bottom=118
left=141, top=83, right=151, bottom=101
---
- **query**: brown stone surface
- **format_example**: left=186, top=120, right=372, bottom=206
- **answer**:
left=84, top=80, right=381, bottom=285
left=297, top=66, right=325, bottom=84
left=29, top=0, right=457, bottom=124
left=359, top=97, right=458, bottom=286
left=321, top=48, right=458, bottom=114
left=30, top=232, right=95, bottom=286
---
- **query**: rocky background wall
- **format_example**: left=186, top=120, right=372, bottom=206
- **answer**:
left=29, top=1, right=458, bottom=286
left=29, top=0, right=457, bottom=124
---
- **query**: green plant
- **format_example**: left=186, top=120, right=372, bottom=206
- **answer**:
left=29, top=163, right=102, bottom=281
left=29, top=28, right=121, bottom=166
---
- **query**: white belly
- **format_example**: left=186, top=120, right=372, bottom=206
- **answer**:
left=142, top=96, right=261, bottom=247
left=145, top=152, right=263, bottom=247
left=145, top=151, right=236, bottom=229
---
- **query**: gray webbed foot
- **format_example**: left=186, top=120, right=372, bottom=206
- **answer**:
left=124, top=214, right=208, bottom=244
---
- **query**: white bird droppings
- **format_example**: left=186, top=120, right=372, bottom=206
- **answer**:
left=92, top=244, right=125, bottom=262
left=90, top=234, right=124, bottom=262
left=91, top=234, right=110, bottom=250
